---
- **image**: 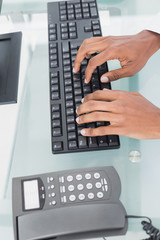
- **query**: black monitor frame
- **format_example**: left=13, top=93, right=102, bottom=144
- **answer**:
left=0, top=32, right=22, bottom=105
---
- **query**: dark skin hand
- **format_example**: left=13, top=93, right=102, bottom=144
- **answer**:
left=74, top=30, right=160, bottom=139
left=73, top=30, right=160, bottom=83
left=76, top=89, right=160, bottom=139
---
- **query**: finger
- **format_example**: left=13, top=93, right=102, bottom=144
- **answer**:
left=80, top=125, right=121, bottom=137
left=74, top=37, right=106, bottom=73
left=76, top=111, right=118, bottom=125
left=100, top=66, right=133, bottom=82
left=85, top=48, right=120, bottom=83
left=82, top=89, right=121, bottom=104
left=76, top=100, right=116, bottom=116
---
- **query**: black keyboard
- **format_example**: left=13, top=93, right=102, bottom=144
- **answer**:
left=47, top=0, right=120, bottom=154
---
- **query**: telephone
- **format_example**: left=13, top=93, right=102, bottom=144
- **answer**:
left=12, top=166, right=128, bottom=240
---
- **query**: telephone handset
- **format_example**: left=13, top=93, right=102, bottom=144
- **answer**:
left=12, top=166, right=128, bottom=240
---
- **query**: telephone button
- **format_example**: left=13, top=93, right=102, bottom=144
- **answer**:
left=85, top=173, right=91, bottom=180
left=67, top=175, right=73, bottom=182
left=104, top=178, right=107, bottom=184
left=61, top=196, right=67, bottom=203
left=51, top=193, right=56, bottom=197
left=50, top=177, right=54, bottom=182
left=69, top=195, right=76, bottom=202
left=60, top=186, right=66, bottom=193
left=51, top=185, right=55, bottom=189
left=94, top=172, right=100, bottom=179
left=88, top=193, right=94, bottom=199
left=77, top=184, right=84, bottom=191
left=86, top=183, right=93, bottom=190
left=105, top=185, right=108, bottom=192
left=78, top=194, right=85, bottom=201
left=97, top=192, right=104, bottom=199
left=76, top=174, right=82, bottom=181
left=52, top=200, right=57, bottom=205
left=95, top=182, right=102, bottom=189
left=68, top=185, right=75, bottom=191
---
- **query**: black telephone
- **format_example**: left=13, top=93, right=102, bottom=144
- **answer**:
left=12, top=166, right=128, bottom=240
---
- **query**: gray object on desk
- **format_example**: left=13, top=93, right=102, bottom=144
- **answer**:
left=0, top=32, right=22, bottom=105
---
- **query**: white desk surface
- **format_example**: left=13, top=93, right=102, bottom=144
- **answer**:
left=0, top=1, right=160, bottom=239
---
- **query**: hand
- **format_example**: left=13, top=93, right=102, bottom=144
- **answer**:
left=76, top=89, right=160, bottom=139
left=73, top=30, right=160, bottom=83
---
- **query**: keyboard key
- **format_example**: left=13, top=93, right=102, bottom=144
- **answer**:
left=53, top=142, right=63, bottom=151
left=51, top=92, right=59, bottom=100
left=78, top=136, right=88, bottom=148
left=68, top=123, right=76, bottom=132
left=50, top=61, right=58, bottom=68
left=90, top=7, right=98, bottom=18
left=51, top=78, right=58, bottom=85
left=66, top=108, right=74, bottom=116
left=98, top=136, right=108, bottom=147
left=62, top=33, right=69, bottom=40
left=108, top=135, right=119, bottom=146
left=68, top=132, right=76, bottom=140
left=53, top=128, right=62, bottom=137
left=60, top=15, right=67, bottom=21
left=65, top=93, right=73, bottom=100
left=69, top=32, right=77, bottom=39
left=52, top=104, right=60, bottom=112
left=69, top=140, right=78, bottom=150
left=52, top=112, right=60, bottom=120
left=88, top=137, right=98, bottom=148
left=51, top=85, right=59, bottom=92
left=84, top=26, right=92, bottom=32
left=66, top=100, right=74, bottom=108
left=67, top=115, right=75, bottom=124
left=52, top=120, right=61, bottom=128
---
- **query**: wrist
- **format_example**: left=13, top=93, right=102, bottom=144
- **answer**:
left=142, top=30, right=160, bottom=55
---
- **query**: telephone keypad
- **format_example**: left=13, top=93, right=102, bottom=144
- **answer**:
left=58, top=170, right=110, bottom=205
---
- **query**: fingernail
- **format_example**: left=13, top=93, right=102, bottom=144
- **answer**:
left=101, top=76, right=109, bottom=83
left=85, top=78, right=87, bottom=84
left=76, top=117, right=79, bottom=123
left=81, top=98, right=84, bottom=103
left=81, top=129, right=86, bottom=135
left=73, top=67, right=76, bottom=73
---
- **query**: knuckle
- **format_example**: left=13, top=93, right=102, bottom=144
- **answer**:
left=96, top=126, right=105, bottom=136
left=83, top=38, right=90, bottom=45
left=111, top=71, right=121, bottom=81
left=88, top=57, right=97, bottom=69
left=81, top=44, right=88, bottom=54
left=87, top=100, right=96, bottom=110
left=87, top=127, right=94, bottom=136
left=92, top=111, right=100, bottom=120
left=92, top=90, right=102, bottom=99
